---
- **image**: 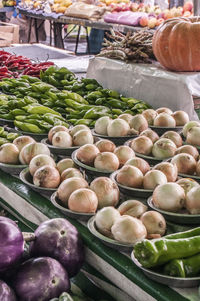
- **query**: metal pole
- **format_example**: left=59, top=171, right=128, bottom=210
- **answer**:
left=194, top=0, right=200, bottom=16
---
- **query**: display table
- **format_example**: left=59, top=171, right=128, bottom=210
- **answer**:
left=87, top=57, right=200, bottom=120
left=0, top=170, right=199, bottom=301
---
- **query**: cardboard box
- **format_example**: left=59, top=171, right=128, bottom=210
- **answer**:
left=0, top=22, right=19, bottom=44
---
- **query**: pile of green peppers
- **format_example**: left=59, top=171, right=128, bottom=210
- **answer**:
left=0, top=66, right=151, bottom=129
left=0, top=126, right=19, bottom=145
left=134, top=227, right=200, bottom=278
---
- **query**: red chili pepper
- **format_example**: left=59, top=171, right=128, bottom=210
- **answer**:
left=0, top=67, right=9, bottom=72
left=9, top=63, right=20, bottom=69
left=0, top=54, right=11, bottom=61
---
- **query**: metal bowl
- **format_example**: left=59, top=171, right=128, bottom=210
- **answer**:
left=0, top=162, right=27, bottom=175
left=92, top=129, right=137, bottom=146
left=87, top=216, right=134, bottom=252
left=71, top=150, right=113, bottom=177
left=19, top=167, right=57, bottom=196
left=51, top=192, right=94, bottom=221
left=0, top=118, right=14, bottom=126
left=110, top=171, right=153, bottom=199
left=148, top=197, right=200, bottom=224
left=149, top=125, right=183, bottom=136
left=131, top=252, right=200, bottom=288
left=41, top=138, right=79, bottom=156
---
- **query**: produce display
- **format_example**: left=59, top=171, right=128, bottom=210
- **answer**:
left=133, top=227, right=200, bottom=279
left=94, top=199, right=166, bottom=244
left=98, top=30, right=155, bottom=63
left=19, top=0, right=72, bottom=14
left=0, top=127, right=19, bottom=145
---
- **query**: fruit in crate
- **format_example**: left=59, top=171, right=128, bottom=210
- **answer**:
left=3, top=0, right=16, bottom=6
left=153, top=16, right=199, bottom=71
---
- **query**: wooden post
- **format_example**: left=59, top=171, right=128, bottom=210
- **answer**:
left=194, top=0, right=200, bottom=16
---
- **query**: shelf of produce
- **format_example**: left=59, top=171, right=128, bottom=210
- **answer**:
left=17, top=8, right=146, bottom=34
left=87, top=57, right=200, bottom=121
left=0, top=169, right=199, bottom=301
left=0, top=202, right=125, bottom=301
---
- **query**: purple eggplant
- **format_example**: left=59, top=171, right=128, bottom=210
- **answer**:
left=30, top=218, right=84, bottom=277
left=14, top=257, right=70, bottom=301
left=0, top=217, right=24, bottom=272
left=0, top=280, right=16, bottom=301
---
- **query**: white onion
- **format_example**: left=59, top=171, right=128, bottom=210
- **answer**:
left=68, top=188, right=98, bottom=213
left=13, top=136, right=35, bottom=152
left=19, top=142, right=50, bottom=165
left=125, top=157, right=150, bottom=175
left=130, top=114, right=148, bottom=133
left=70, top=125, right=90, bottom=137
left=57, top=158, right=75, bottom=174
left=142, top=109, right=158, bottom=125
left=52, top=131, right=72, bottom=148
left=107, top=119, right=130, bottom=137
left=118, top=113, right=133, bottom=125
left=94, top=152, right=119, bottom=172
left=140, top=211, right=166, bottom=237
left=118, top=200, right=147, bottom=218
left=73, top=129, right=94, bottom=146
left=153, top=183, right=185, bottom=212
left=116, top=165, right=143, bottom=188
left=185, top=186, right=200, bottom=214
left=196, top=160, right=200, bottom=176
left=90, top=177, right=119, bottom=208
left=186, top=127, right=200, bottom=146
left=171, top=153, right=196, bottom=175
left=61, top=168, right=83, bottom=182
left=161, top=131, right=182, bottom=148
left=57, top=177, right=88, bottom=206
left=95, top=139, right=116, bottom=153
left=29, top=154, right=56, bottom=176
left=143, top=170, right=167, bottom=190
left=114, top=146, right=135, bottom=166
left=139, top=128, right=159, bottom=143
left=183, top=121, right=200, bottom=137
left=76, top=144, right=99, bottom=165
left=153, top=162, right=178, bottom=182
left=111, top=216, right=147, bottom=244
left=175, top=145, right=199, bottom=160
left=172, top=111, right=189, bottom=126
left=95, top=207, right=121, bottom=237
left=94, top=116, right=111, bottom=135
left=156, top=107, right=173, bottom=115
left=176, top=178, right=199, bottom=194
left=33, top=165, right=60, bottom=188
left=48, top=126, right=68, bottom=143
left=130, top=136, right=153, bottom=155
left=154, top=113, right=176, bottom=127
left=152, top=138, right=177, bottom=159
left=0, top=143, right=19, bottom=164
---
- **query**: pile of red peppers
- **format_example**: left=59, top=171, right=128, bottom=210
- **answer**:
left=0, top=50, right=54, bottom=79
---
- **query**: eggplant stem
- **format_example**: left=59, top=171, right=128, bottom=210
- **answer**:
left=22, top=232, right=35, bottom=242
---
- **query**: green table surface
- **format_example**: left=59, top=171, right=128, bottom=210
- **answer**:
left=0, top=169, right=199, bottom=301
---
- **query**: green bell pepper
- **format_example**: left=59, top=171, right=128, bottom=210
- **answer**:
left=0, top=138, right=9, bottom=145
left=11, top=109, right=27, bottom=116
left=6, top=133, right=19, bottom=141
left=24, top=105, right=61, bottom=116
left=74, top=119, right=93, bottom=126
left=0, top=127, right=4, bottom=135
left=31, top=82, right=53, bottom=93
left=134, top=234, right=200, bottom=268
left=62, top=91, right=88, bottom=104
left=106, top=99, right=127, bottom=109
left=14, top=121, right=45, bottom=134
left=83, top=106, right=111, bottom=119
left=164, top=253, right=200, bottom=278
left=165, top=227, right=200, bottom=239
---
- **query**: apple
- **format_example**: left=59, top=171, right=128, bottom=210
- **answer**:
left=148, top=17, right=157, bottom=29
left=156, top=18, right=164, bottom=26
left=183, top=2, right=193, bottom=12
left=139, top=16, right=149, bottom=27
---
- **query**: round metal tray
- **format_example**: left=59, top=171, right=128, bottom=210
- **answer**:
left=41, top=138, right=79, bottom=156
left=71, top=150, right=113, bottom=177
left=87, top=216, right=134, bottom=252
left=51, top=192, right=94, bottom=221
left=0, top=162, right=27, bottom=175
left=131, top=252, right=200, bottom=288
left=110, top=171, right=153, bottom=199
left=178, top=172, right=200, bottom=183
left=149, top=125, right=183, bottom=136
left=147, top=197, right=200, bottom=224
left=19, top=167, right=57, bottom=196
left=92, top=129, right=137, bottom=145
left=0, top=118, right=14, bottom=126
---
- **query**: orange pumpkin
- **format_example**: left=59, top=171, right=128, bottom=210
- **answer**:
left=152, top=17, right=200, bottom=72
